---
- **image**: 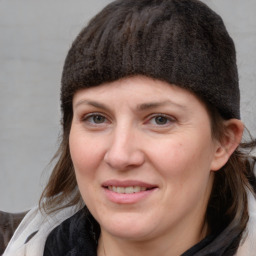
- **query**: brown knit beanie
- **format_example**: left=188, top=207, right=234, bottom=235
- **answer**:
left=61, top=0, right=240, bottom=130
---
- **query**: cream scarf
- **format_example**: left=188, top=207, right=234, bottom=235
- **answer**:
left=3, top=192, right=256, bottom=256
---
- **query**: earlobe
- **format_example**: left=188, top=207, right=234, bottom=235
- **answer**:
left=211, top=119, right=244, bottom=171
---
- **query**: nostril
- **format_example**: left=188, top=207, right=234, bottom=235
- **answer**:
left=104, top=147, right=145, bottom=170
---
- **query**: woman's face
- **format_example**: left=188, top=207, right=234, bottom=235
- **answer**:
left=69, top=75, right=220, bottom=243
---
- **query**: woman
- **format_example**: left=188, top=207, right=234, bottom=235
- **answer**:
left=3, top=0, right=256, bottom=255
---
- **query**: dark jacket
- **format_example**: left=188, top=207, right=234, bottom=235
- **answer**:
left=43, top=208, right=241, bottom=256
left=0, top=211, right=27, bottom=255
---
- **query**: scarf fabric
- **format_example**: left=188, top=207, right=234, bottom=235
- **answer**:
left=3, top=188, right=256, bottom=256
left=42, top=208, right=241, bottom=256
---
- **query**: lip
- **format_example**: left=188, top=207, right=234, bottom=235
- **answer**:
left=102, top=179, right=157, bottom=188
left=102, top=179, right=158, bottom=204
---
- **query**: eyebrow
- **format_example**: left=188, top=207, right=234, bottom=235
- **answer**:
left=137, top=100, right=186, bottom=111
left=74, top=100, right=110, bottom=111
left=74, top=99, right=186, bottom=111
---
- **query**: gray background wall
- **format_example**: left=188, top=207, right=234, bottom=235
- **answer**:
left=0, top=0, right=255, bottom=212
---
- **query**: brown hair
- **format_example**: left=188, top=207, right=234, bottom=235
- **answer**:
left=202, top=104, right=256, bottom=253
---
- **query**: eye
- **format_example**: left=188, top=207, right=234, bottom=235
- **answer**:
left=82, top=113, right=108, bottom=125
left=147, top=114, right=175, bottom=126
left=90, top=115, right=106, bottom=124
left=154, top=116, right=169, bottom=125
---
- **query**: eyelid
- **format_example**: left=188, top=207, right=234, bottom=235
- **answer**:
left=81, top=112, right=111, bottom=125
left=145, top=113, right=176, bottom=126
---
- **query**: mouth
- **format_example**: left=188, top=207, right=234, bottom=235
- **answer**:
left=102, top=180, right=158, bottom=204
left=106, top=186, right=150, bottom=194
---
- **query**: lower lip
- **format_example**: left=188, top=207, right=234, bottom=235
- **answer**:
left=103, top=187, right=157, bottom=204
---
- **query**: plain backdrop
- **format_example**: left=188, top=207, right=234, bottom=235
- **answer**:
left=0, top=0, right=255, bottom=212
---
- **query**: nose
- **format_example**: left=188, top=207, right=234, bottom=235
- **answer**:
left=104, top=127, right=145, bottom=170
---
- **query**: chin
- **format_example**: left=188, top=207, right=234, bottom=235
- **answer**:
left=98, top=212, right=158, bottom=241
left=104, top=226, right=153, bottom=241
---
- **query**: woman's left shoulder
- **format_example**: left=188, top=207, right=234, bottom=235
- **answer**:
left=236, top=183, right=256, bottom=256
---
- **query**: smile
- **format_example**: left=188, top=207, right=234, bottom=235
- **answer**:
left=107, top=186, right=147, bottom=194
left=102, top=180, right=158, bottom=204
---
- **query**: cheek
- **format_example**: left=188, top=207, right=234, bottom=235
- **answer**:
left=69, top=128, right=101, bottom=172
left=149, top=135, right=214, bottom=182
left=154, top=139, right=214, bottom=209
left=69, top=131, right=102, bottom=206
left=69, top=130, right=104, bottom=191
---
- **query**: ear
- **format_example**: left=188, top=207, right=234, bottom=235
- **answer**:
left=211, top=119, right=244, bottom=171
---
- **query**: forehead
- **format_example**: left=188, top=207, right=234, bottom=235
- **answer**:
left=72, top=75, right=204, bottom=109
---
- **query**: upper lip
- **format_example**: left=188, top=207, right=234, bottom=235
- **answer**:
left=102, top=179, right=158, bottom=189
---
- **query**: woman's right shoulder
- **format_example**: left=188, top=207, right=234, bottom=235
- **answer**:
left=2, top=205, right=80, bottom=256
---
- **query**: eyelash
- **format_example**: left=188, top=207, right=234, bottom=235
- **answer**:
left=145, top=114, right=176, bottom=127
left=81, top=113, right=109, bottom=126
left=81, top=112, right=176, bottom=128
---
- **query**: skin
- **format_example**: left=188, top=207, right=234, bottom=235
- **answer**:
left=69, top=75, right=243, bottom=256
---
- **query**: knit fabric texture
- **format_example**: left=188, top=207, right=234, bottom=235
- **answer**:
left=61, top=0, right=240, bottom=128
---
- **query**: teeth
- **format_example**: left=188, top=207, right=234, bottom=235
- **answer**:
left=117, top=187, right=125, bottom=193
left=108, top=186, right=147, bottom=194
